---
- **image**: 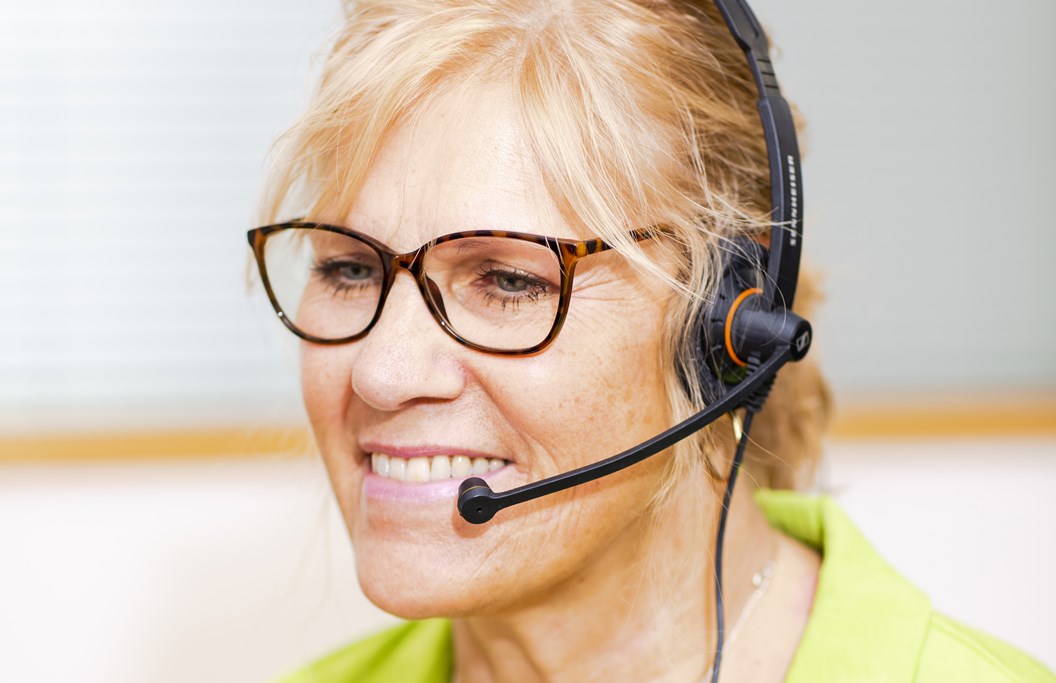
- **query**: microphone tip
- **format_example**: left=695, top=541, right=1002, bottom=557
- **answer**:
left=457, top=477, right=497, bottom=524
left=458, top=476, right=490, bottom=498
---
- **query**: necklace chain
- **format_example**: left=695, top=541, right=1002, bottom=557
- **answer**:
left=699, top=558, right=776, bottom=683
left=725, top=560, right=775, bottom=648
left=450, top=560, right=777, bottom=683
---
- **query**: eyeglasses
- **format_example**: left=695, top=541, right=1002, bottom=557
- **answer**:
left=247, top=221, right=654, bottom=355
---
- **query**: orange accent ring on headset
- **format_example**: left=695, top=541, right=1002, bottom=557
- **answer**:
left=724, top=287, right=764, bottom=368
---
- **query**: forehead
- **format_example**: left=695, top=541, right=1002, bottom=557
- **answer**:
left=343, top=81, right=575, bottom=251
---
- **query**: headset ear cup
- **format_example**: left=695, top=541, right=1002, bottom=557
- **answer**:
left=694, top=238, right=768, bottom=399
left=690, top=237, right=814, bottom=403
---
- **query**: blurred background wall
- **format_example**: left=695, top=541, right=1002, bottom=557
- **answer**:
left=1, top=0, right=1053, bottom=681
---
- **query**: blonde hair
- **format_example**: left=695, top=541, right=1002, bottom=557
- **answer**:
left=259, top=0, right=831, bottom=498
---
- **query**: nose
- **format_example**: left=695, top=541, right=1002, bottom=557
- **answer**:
left=350, top=273, right=466, bottom=411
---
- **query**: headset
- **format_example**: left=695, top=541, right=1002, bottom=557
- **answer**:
left=455, top=1, right=810, bottom=679
left=457, top=0, right=809, bottom=535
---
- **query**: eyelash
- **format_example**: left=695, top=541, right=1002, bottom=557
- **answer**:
left=474, top=265, right=552, bottom=310
left=313, top=258, right=377, bottom=295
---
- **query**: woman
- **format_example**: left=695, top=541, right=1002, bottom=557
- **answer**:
left=249, top=1, right=1054, bottom=681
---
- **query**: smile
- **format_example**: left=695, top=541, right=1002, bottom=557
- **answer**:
left=370, top=453, right=510, bottom=482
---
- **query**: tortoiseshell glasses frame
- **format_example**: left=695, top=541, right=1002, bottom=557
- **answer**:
left=247, top=220, right=655, bottom=355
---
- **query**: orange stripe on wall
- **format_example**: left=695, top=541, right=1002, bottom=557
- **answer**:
left=1, top=396, right=1053, bottom=462
left=0, top=427, right=314, bottom=462
left=828, top=394, right=1056, bottom=440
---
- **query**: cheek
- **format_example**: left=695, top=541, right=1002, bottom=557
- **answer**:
left=502, top=301, right=672, bottom=466
left=299, top=344, right=362, bottom=511
left=459, top=299, right=674, bottom=562
left=300, top=343, right=353, bottom=432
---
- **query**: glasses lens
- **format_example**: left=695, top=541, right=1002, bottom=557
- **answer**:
left=262, top=227, right=384, bottom=341
left=424, top=237, right=562, bottom=351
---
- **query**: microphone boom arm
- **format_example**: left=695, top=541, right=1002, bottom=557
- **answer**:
left=457, top=346, right=791, bottom=524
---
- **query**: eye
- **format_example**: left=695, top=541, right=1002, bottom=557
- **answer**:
left=332, top=261, right=373, bottom=280
left=476, top=265, right=552, bottom=297
left=313, top=257, right=381, bottom=294
left=492, top=270, right=535, bottom=293
left=470, top=264, right=554, bottom=313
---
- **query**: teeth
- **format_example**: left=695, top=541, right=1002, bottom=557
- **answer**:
left=406, top=457, right=430, bottom=483
left=430, top=456, right=451, bottom=481
left=370, top=453, right=509, bottom=482
left=451, top=455, right=472, bottom=477
left=371, top=453, right=389, bottom=477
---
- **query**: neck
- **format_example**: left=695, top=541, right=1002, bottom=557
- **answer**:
left=451, top=477, right=784, bottom=683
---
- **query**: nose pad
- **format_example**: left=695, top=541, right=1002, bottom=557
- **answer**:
left=422, top=275, right=448, bottom=319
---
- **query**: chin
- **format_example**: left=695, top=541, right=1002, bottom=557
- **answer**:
left=345, top=509, right=469, bottom=615
left=354, top=547, right=492, bottom=620
left=348, top=507, right=555, bottom=620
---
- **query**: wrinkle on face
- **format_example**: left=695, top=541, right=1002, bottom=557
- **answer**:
left=301, top=77, right=678, bottom=625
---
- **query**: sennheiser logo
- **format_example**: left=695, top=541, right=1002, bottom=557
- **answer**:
left=787, top=154, right=799, bottom=248
left=795, top=330, right=810, bottom=353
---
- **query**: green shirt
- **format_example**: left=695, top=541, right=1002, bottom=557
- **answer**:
left=279, top=490, right=1055, bottom=682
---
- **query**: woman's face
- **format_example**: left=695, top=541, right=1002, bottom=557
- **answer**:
left=302, top=83, right=677, bottom=618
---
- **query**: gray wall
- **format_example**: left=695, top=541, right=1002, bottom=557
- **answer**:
left=3, top=0, right=1054, bottom=433
left=762, top=0, right=1056, bottom=393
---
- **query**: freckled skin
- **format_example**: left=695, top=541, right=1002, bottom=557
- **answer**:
left=300, top=82, right=676, bottom=622
left=297, top=79, right=822, bottom=683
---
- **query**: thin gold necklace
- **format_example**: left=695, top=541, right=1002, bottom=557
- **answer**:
left=450, top=560, right=777, bottom=683
left=699, top=558, right=777, bottom=683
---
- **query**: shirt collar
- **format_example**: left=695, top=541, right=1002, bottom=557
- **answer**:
left=755, top=489, right=933, bottom=682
